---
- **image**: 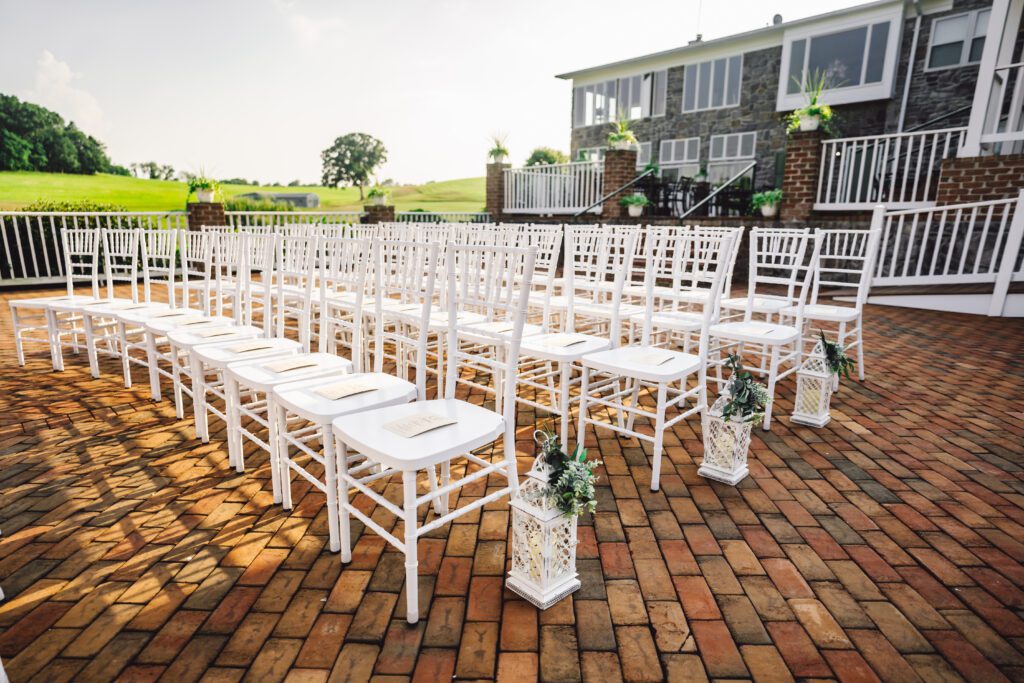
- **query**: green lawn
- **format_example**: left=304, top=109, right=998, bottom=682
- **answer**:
left=0, top=172, right=485, bottom=213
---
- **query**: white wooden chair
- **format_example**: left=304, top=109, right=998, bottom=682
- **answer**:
left=177, top=229, right=216, bottom=314
left=709, top=228, right=820, bottom=430
left=577, top=229, right=737, bottom=491
left=330, top=241, right=537, bottom=624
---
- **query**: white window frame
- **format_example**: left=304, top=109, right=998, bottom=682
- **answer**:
left=776, top=6, right=903, bottom=111
left=577, top=146, right=606, bottom=163
left=658, top=137, right=701, bottom=166
left=709, top=132, right=757, bottom=162
left=636, top=142, right=652, bottom=168
left=572, top=70, right=668, bottom=128
left=682, top=55, right=743, bottom=113
left=924, top=8, right=990, bottom=72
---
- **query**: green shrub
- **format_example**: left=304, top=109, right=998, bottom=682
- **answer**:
left=223, top=197, right=295, bottom=212
left=22, top=199, right=128, bottom=213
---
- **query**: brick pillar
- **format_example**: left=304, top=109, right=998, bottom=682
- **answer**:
left=602, top=149, right=639, bottom=219
left=186, top=202, right=226, bottom=230
left=780, top=130, right=823, bottom=223
left=362, top=204, right=395, bottom=223
left=486, top=162, right=509, bottom=221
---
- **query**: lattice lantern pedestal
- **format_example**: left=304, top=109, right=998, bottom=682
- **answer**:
left=699, top=394, right=752, bottom=486
left=507, top=454, right=581, bottom=609
left=791, top=340, right=833, bottom=428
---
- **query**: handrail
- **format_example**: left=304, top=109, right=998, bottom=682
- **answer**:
left=572, top=168, right=656, bottom=218
left=679, top=161, right=757, bottom=220
left=905, top=105, right=972, bottom=133
left=819, top=126, right=966, bottom=144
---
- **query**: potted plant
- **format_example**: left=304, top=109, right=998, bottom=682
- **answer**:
left=620, top=194, right=650, bottom=218
left=792, top=331, right=856, bottom=427
left=786, top=71, right=834, bottom=133
left=488, top=134, right=510, bottom=164
left=188, top=175, right=219, bottom=203
left=700, top=355, right=769, bottom=485
left=694, top=164, right=709, bottom=183
left=607, top=120, right=638, bottom=151
left=367, top=186, right=388, bottom=206
left=507, top=430, right=601, bottom=608
left=752, top=189, right=782, bottom=218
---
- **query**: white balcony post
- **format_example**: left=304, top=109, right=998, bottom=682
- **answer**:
left=961, top=0, right=1020, bottom=156
left=988, top=190, right=1024, bottom=316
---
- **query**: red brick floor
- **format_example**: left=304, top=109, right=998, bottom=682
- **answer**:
left=1, top=290, right=1024, bottom=682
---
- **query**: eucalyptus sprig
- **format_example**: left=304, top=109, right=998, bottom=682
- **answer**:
left=536, top=430, right=601, bottom=517
left=818, top=330, right=856, bottom=379
left=720, top=354, right=770, bottom=422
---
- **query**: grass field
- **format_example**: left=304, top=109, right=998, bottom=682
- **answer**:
left=0, top=172, right=486, bottom=212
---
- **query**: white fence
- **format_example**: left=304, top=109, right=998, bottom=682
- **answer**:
left=504, top=161, right=603, bottom=215
left=225, top=211, right=363, bottom=227
left=873, top=191, right=1024, bottom=315
left=816, top=128, right=967, bottom=210
left=0, top=212, right=187, bottom=286
left=396, top=212, right=491, bottom=223
left=980, top=61, right=1024, bottom=154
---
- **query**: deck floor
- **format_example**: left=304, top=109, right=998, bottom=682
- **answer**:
left=1, top=289, right=1023, bottom=682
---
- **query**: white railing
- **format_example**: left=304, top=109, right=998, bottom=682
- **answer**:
left=225, top=211, right=363, bottom=227
left=504, top=161, right=603, bottom=215
left=0, top=212, right=187, bottom=286
left=980, top=62, right=1024, bottom=154
left=816, top=128, right=967, bottom=210
left=396, top=211, right=491, bottom=223
left=873, top=191, right=1024, bottom=315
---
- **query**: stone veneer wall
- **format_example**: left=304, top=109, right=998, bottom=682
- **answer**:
left=936, top=155, right=1024, bottom=204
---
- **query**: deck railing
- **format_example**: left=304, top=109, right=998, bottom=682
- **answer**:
left=395, top=212, right=491, bottom=223
left=980, top=62, right=1024, bottom=154
left=504, top=161, right=603, bottom=215
left=225, top=211, right=363, bottom=227
left=816, top=128, right=967, bottom=210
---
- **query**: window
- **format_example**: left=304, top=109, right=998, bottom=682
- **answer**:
left=777, top=8, right=901, bottom=110
left=572, top=70, right=667, bottom=127
left=577, top=147, right=606, bottom=163
left=636, top=142, right=652, bottom=168
left=683, top=55, right=742, bottom=112
left=927, top=9, right=990, bottom=70
left=708, top=132, right=756, bottom=183
left=658, top=137, right=700, bottom=179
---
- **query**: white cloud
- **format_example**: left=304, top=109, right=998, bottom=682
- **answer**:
left=25, top=50, right=105, bottom=136
left=273, top=0, right=340, bottom=46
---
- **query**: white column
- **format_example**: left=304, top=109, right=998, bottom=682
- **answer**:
left=961, top=0, right=1020, bottom=156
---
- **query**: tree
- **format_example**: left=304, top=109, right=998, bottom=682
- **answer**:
left=321, top=133, right=387, bottom=200
left=0, top=94, right=114, bottom=174
left=525, top=147, right=569, bottom=166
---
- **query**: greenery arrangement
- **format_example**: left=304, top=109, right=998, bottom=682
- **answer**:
left=752, top=189, right=782, bottom=209
left=187, top=174, right=220, bottom=199
left=367, top=186, right=388, bottom=199
left=537, top=431, right=601, bottom=517
left=720, top=354, right=771, bottom=422
left=786, top=70, right=835, bottom=133
left=525, top=147, right=569, bottom=166
left=818, top=330, right=856, bottom=379
left=619, top=194, right=650, bottom=207
left=321, top=132, right=388, bottom=200
left=642, top=161, right=661, bottom=176
left=607, top=120, right=638, bottom=148
left=488, top=134, right=510, bottom=161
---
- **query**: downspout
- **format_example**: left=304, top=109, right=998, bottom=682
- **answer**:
left=897, top=0, right=923, bottom=132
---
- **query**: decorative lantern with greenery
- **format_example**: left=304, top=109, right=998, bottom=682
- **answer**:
left=792, top=331, right=856, bottom=427
left=700, top=355, right=769, bottom=485
left=507, top=431, right=600, bottom=609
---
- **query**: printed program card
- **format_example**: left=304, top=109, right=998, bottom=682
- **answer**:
left=228, top=340, right=276, bottom=353
left=314, top=377, right=380, bottom=401
left=193, top=327, right=236, bottom=339
left=152, top=310, right=189, bottom=319
left=390, top=303, right=421, bottom=312
left=263, top=357, right=320, bottom=374
left=481, top=322, right=515, bottom=334
left=541, top=333, right=588, bottom=348
left=383, top=413, right=457, bottom=438
left=630, top=349, right=675, bottom=366
left=179, top=317, right=211, bottom=326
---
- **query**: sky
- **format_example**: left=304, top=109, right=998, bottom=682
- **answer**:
left=0, top=0, right=865, bottom=185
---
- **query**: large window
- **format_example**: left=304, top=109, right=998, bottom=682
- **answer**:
left=658, top=137, right=700, bottom=179
left=577, top=147, right=606, bottom=163
left=573, top=71, right=667, bottom=128
left=708, top=132, right=756, bottom=183
left=683, top=55, right=742, bottom=112
left=927, top=9, right=990, bottom=70
left=636, top=142, right=652, bottom=168
left=777, top=9, right=901, bottom=110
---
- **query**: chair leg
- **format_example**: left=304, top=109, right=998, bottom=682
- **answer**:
left=271, top=402, right=286, bottom=505
left=762, top=346, right=780, bottom=431
left=226, top=376, right=244, bottom=471
left=651, top=382, right=667, bottom=492
left=170, top=343, right=184, bottom=420
left=336, top=435, right=352, bottom=562
left=323, top=428, right=340, bottom=552
left=402, top=470, right=420, bottom=624
left=440, top=460, right=451, bottom=511
left=427, top=465, right=446, bottom=515
left=83, top=316, right=100, bottom=378
left=47, top=310, right=64, bottom=372
left=12, top=309, right=25, bottom=366
left=192, top=356, right=210, bottom=443
left=146, top=333, right=162, bottom=401
left=576, top=367, right=590, bottom=450
left=625, top=379, right=642, bottom=433
left=856, top=318, right=865, bottom=381
left=118, top=323, right=132, bottom=388
left=559, top=362, right=571, bottom=447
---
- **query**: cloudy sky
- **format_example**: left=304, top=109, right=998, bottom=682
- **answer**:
left=0, top=0, right=862, bottom=184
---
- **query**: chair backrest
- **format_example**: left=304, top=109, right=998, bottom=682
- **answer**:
left=689, top=225, right=745, bottom=298
left=743, top=227, right=814, bottom=320
left=373, top=240, right=440, bottom=399
left=60, top=228, right=102, bottom=298
left=274, top=234, right=320, bottom=347
left=101, top=228, right=141, bottom=301
left=811, top=228, right=882, bottom=311
left=240, top=232, right=279, bottom=330
left=317, top=237, right=374, bottom=367
left=566, top=226, right=639, bottom=342
left=444, top=243, right=537, bottom=428
left=139, top=229, right=178, bottom=306
left=179, top=229, right=216, bottom=314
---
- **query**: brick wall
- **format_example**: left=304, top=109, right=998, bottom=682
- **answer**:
left=362, top=205, right=395, bottom=223
left=485, top=162, right=508, bottom=221
left=780, top=130, right=822, bottom=222
left=602, top=149, right=639, bottom=219
left=186, top=202, right=226, bottom=229
left=936, top=155, right=1024, bottom=204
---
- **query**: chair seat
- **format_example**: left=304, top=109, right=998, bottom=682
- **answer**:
left=192, top=337, right=301, bottom=371
left=274, top=372, right=418, bottom=423
left=638, top=310, right=704, bottom=332
left=227, top=352, right=352, bottom=393
left=782, top=303, right=859, bottom=322
left=83, top=301, right=170, bottom=318
left=581, top=345, right=701, bottom=382
left=518, top=332, right=610, bottom=362
left=721, top=296, right=792, bottom=314
left=394, top=308, right=487, bottom=331
left=673, top=289, right=713, bottom=306
left=574, top=302, right=644, bottom=320
left=333, top=398, right=504, bottom=471
left=166, top=324, right=263, bottom=349
left=49, top=297, right=120, bottom=313
left=710, top=321, right=799, bottom=345
left=11, top=294, right=100, bottom=311
left=622, top=283, right=674, bottom=299
left=529, top=293, right=569, bottom=310
left=117, top=305, right=194, bottom=325
left=459, top=321, right=543, bottom=345
left=145, top=314, right=236, bottom=335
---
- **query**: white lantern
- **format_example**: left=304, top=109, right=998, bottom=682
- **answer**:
left=699, top=393, right=752, bottom=485
left=506, top=451, right=581, bottom=609
left=791, top=340, right=833, bottom=428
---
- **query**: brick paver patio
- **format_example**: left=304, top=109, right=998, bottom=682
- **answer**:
left=1, top=289, right=1023, bottom=682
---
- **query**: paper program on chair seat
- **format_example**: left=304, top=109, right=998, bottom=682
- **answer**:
left=314, top=377, right=380, bottom=400
left=228, top=340, right=276, bottom=353
left=541, top=333, right=588, bottom=348
left=263, top=357, right=320, bottom=373
left=630, top=349, right=675, bottom=366
left=383, top=413, right=458, bottom=438
left=194, top=327, right=236, bottom=339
